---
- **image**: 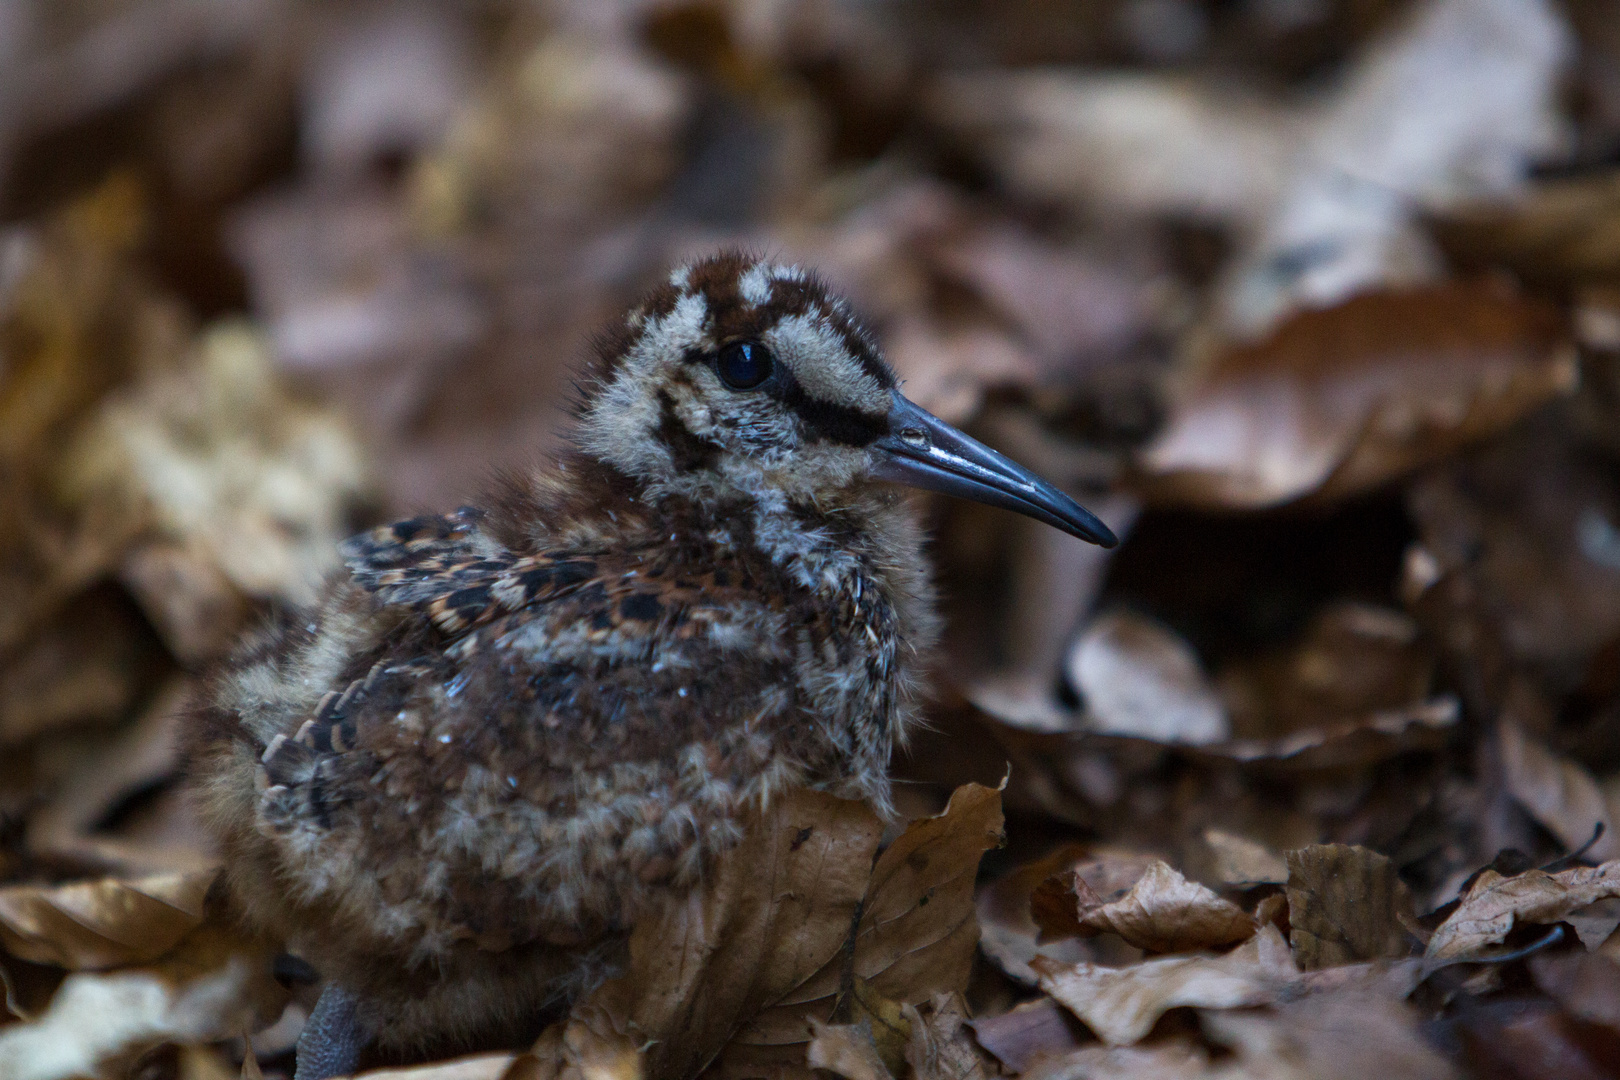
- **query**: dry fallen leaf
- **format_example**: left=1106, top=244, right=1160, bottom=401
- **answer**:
left=1179, top=696, right=1460, bottom=770
left=904, top=994, right=992, bottom=1080
left=1020, top=1040, right=1211, bottom=1080
left=355, top=1054, right=520, bottom=1080
left=807, top=1020, right=895, bottom=1080
left=26, top=677, right=214, bottom=877
left=1036, top=860, right=1253, bottom=955
left=0, top=867, right=217, bottom=970
left=1138, top=282, right=1574, bottom=509
left=1199, top=986, right=1458, bottom=1080
left=1285, top=844, right=1414, bottom=969
left=1029, top=848, right=1162, bottom=943
left=716, top=783, right=1004, bottom=1078
left=1032, top=924, right=1296, bottom=1046
left=1202, top=829, right=1288, bottom=887
left=1498, top=713, right=1619, bottom=862
left=0, top=919, right=284, bottom=1080
left=975, top=844, right=1095, bottom=985
left=964, top=997, right=1088, bottom=1075
left=1218, top=602, right=1434, bottom=740
left=537, top=783, right=1001, bottom=1080
left=516, top=1008, right=642, bottom=1080
left=1427, top=859, right=1620, bottom=962
left=1068, top=612, right=1229, bottom=745
left=802, top=991, right=991, bottom=1080
left=57, top=318, right=372, bottom=624
left=1528, top=950, right=1620, bottom=1033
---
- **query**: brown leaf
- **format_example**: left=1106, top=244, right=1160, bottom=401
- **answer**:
left=1041, top=860, right=1253, bottom=954
left=26, top=677, right=215, bottom=877
left=933, top=225, right=1154, bottom=365
left=807, top=1021, right=894, bottom=1080
left=1137, top=282, right=1573, bottom=509
left=1218, top=602, right=1435, bottom=740
left=1436, top=170, right=1620, bottom=286
left=1179, top=697, right=1460, bottom=770
left=1020, top=1040, right=1211, bottom=1080
left=357, top=1056, right=521, bottom=1080
left=1029, top=848, right=1161, bottom=941
left=717, top=784, right=1003, bottom=1077
left=965, top=997, right=1089, bottom=1075
left=1200, top=987, right=1458, bottom=1080
left=1427, top=860, right=1620, bottom=962
left=1202, top=829, right=1288, bottom=887
left=1067, top=612, right=1229, bottom=745
left=56, top=319, right=372, bottom=614
left=1499, top=714, right=1619, bottom=862
left=1529, top=950, right=1620, bottom=1032
left=976, top=843, right=1092, bottom=984
left=0, top=588, right=156, bottom=745
left=0, top=918, right=285, bottom=1080
left=904, top=994, right=993, bottom=1080
left=1285, top=845, right=1414, bottom=969
left=555, top=783, right=1001, bottom=1080
left=0, top=868, right=218, bottom=969
left=1450, top=997, right=1612, bottom=1080
left=1032, top=924, right=1296, bottom=1045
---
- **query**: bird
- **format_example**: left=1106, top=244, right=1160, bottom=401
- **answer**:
left=183, top=252, right=1116, bottom=1079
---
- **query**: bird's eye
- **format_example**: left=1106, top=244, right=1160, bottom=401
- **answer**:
left=715, top=340, right=773, bottom=390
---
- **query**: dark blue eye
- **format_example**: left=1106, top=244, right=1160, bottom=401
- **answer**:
left=716, top=340, right=772, bottom=390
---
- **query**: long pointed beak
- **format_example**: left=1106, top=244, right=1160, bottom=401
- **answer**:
left=871, top=394, right=1118, bottom=548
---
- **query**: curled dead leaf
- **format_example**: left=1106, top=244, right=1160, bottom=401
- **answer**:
left=1029, top=848, right=1161, bottom=942
left=1498, top=714, right=1619, bottom=862
left=808, top=1020, right=894, bottom=1080
left=1032, top=924, right=1296, bottom=1046
left=353, top=1055, right=520, bottom=1080
left=1199, top=986, right=1457, bottom=1080
left=0, top=918, right=284, bottom=1080
left=905, top=994, right=992, bottom=1080
left=1137, top=283, right=1573, bottom=509
left=0, top=867, right=218, bottom=970
left=1285, top=845, right=1415, bottom=969
left=1068, top=612, right=1228, bottom=746
left=976, top=843, right=1093, bottom=985
left=1202, top=829, right=1288, bottom=887
left=1019, top=1040, right=1210, bottom=1080
left=1427, top=859, right=1620, bottom=962
left=964, top=998, right=1088, bottom=1075
left=539, top=783, right=1001, bottom=1080
left=1036, top=860, right=1253, bottom=955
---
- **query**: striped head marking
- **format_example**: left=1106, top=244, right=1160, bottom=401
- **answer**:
left=575, top=252, right=1120, bottom=546
left=576, top=252, right=898, bottom=499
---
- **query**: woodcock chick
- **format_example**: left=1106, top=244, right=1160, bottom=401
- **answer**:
left=185, top=252, right=1116, bottom=1079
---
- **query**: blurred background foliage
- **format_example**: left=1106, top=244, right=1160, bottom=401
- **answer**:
left=5, top=0, right=1620, bottom=1076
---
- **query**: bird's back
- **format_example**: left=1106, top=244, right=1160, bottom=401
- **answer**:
left=183, top=456, right=934, bottom=1053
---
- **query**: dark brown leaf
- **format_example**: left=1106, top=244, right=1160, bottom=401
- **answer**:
left=1285, top=844, right=1415, bottom=969
left=1137, top=282, right=1573, bottom=509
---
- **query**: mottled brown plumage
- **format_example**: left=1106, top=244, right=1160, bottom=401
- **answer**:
left=184, top=253, right=1113, bottom=1077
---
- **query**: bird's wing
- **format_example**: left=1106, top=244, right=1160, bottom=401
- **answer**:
left=339, top=508, right=604, bottom=637
left=252, top=512, right=797, bottom=949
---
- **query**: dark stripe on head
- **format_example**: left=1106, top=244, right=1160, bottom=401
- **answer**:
left=772, top=375, right=888, bottom=446
left=654, top=388, right=722, bottom=471
left=752, top=273, right=894, bottom=389
left=689, top=253, right=898, bottom=390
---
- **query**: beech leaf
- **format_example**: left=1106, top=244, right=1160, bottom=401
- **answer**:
left=1427, top=860, right=1620, bottom=962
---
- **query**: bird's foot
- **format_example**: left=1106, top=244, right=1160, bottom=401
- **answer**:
left=294, top=983, right=375, bottom=1080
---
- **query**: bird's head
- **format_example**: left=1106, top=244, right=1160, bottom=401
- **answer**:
left=574, top=252, right=1116, bottom=547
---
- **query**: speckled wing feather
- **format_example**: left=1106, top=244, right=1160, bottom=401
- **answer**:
left=340, top=509, right=604, bottom=637
left=258, top=515, right=795, bottom=883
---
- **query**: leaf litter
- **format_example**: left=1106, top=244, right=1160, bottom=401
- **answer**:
left=6, top=1, right=1620, bottom=1078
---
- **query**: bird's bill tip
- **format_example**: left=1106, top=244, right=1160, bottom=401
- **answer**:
left=871, top=395, right=1118, bottom=548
